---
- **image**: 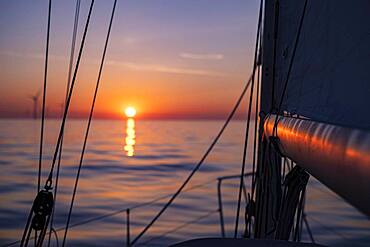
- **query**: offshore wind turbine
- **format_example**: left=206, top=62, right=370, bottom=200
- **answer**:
left=29, top=90, right=41, bottom=119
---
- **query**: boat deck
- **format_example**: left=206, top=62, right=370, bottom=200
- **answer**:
left=172, top=238, right=325, bottom=247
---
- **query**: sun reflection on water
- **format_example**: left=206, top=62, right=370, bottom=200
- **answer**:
left=124, top=118, right=136, bottom=156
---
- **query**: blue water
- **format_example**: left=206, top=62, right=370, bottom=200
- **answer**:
left=0, top=119, right=369, bottom=246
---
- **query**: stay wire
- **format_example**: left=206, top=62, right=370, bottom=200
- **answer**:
left=294, top=188, right=306, bottom=241
left=7, top=179, right=216, bottom=247
left=65, top=0, right=81, bottom=96
left=61, top=0, right=118, bottom=245
left=303, top=214, right=314, bottom=243
left=51, top=228, right=59, bottom=247
left=20, top=4, right=93, bottom=242
left=234, top=63, right=256, bottom=238
left=131, top=74, right=254, bottom=246
left=234, top=0, right=263, bottom=238
left=268, top=2, right=308, bottom=236
left=43, top=0, right=95, bottom=190
left=270, top=0, right=280, bottom=111
left=139, top=210, right=218, bottom=246
left=248, top=61, right=261, bottom=237
left=251, top=63, right=261, bottom=199
left=29, top=1, right=51, bottom=245
left=47, top=1, right=81, bottom=246
left=38, top=0, right=52, bottom=193
left=272, top=0, right=308, bottom=136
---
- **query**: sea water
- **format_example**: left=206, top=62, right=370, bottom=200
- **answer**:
left=0, top=119, right=369, bottom=246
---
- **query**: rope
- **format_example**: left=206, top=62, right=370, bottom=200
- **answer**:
left=130, top=74, right=254, bottom=246
left=272, top=0, right=308, bottom=136
left=247, top=62, right=261, bottom=237
left=19, top=1, right=94, bottom=246
left=23, top=1, right=51, bottom=245
left=293, top=188, right=306, bottom=241
left=38, top=0, right=52, bottom=192
left=51, top=228, right=59, bottom=247
left=270, top=0, right=280, bottom=111
left=7, top=210, right=219, bottom=247
left=307, top=215, right=349, bottom=241
left=234, top=64, right=256, bottom=238
left=47, top=1, right=81, bottom=246
left=5, top=178, right=217, bottom=247
left=234, top=0, right=263, bottom=237
left=302, top=214, right=314, bottom=243
left=138, top=210, right=218, bottom=246
left=61, top=1, right=118, bottom=245
left=251, top=63, right=261, bottom=198
left=62, top=179, right=213, bottom=229
left=19, top=206, right=33, bottom=246
left=43, top=0, right=95, bottom=190
left=261, top=1, right=308, bottom=238
left=131, top=178, right=214, bottom=210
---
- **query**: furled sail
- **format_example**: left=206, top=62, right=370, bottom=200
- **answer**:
left=254, top=0, right=370, bottom=238
left=273, top=0, right=370, bottom=130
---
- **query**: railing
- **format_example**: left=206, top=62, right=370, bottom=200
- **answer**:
left=7, top=170, right=349, bottom=246
left=3, top=172, right=253, bottom=247
left=217, top=172, right=254, bottom=238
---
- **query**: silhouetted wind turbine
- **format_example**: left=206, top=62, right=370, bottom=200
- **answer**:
left=29, top=90, right=41, bottom=119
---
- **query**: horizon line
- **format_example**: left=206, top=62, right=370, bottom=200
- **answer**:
left=0, top=115, right=256, bottom=121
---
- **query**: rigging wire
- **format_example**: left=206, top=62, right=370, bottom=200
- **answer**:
left=138, top=210, right=218, bottom=246
left=267, top=1, right=308, bottom=238
left=272, top=0, right=308, bottom=136
left=6, top=178, right=218, bottom=247
left=302, top=214, right=314, bottom=243
left=255, top=1, right=307, bottom=238
left=251, top=15, right=263, bottom=198
left=20, top=1, right=94, bottom=246
left=234, top=63, right=256, bottom=238
left=38, top=0, right=52, bottom=193
left=307, top=215, right=349, bottom=241
left=246, top=60, right=261, bottom=237
left=131, top=73, right=254, bottom=246
left=293, top=188, right=306, bottom=241
left=51, top=228, right=59, bottom=247
left=43, top=0, right=95, bottom=190
left=234, top=0, right=263, bottom=238
left=33, top=0, right=52, bottom=244
left=270, top=0, right=280, bottom=111
left=47, top=1, right=81, bottom=246
left=251, top=61, right=261, bottom=198
left=61, top=0, right=118, bottom=245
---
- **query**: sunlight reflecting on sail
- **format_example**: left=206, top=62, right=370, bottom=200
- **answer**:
left=124, top=118, right=136, bottom=156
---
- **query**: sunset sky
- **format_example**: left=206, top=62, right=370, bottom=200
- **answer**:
left=0, top=0, right=259, bottom=119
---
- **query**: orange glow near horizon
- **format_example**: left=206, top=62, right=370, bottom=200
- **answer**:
left=0, top=1, right=259, bottom=120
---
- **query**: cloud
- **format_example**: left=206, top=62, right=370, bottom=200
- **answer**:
left=106, top=60, right=226, bottom=77
left=0, top=50, right=226, bottom=77
left=0, top=50, right=67, bottom=61
left=179, top=52, right=224, bottom=60
left=122, top=37, right=137, bottom=45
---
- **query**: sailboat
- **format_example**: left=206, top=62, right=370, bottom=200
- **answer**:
left=15, top=0, right=369, bottom=246
left=174, top=0, right=370, bottom=246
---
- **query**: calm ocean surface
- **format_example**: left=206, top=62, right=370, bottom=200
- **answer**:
left=0, top=119, right=369, bottom=246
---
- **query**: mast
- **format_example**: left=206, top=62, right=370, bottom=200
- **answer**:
left=254, top=0, right=282, bottom=239
left=255, top=0, right=370, bottom=238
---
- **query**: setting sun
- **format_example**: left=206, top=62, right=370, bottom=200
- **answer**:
left=124, top=107, right=137, bottom=118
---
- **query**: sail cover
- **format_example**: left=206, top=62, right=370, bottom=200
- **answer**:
left=273, top=0, right=370, bottom=130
